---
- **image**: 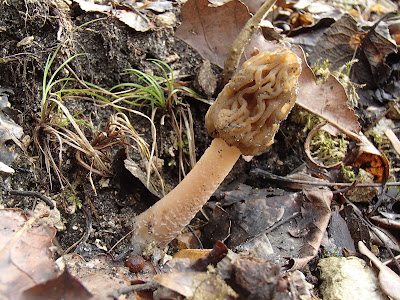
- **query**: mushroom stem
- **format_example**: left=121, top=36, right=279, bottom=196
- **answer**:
left=132, top=138, right=241, bottom=248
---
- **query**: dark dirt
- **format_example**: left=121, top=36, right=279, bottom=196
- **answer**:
left=0, top=0, right=304, bottom=259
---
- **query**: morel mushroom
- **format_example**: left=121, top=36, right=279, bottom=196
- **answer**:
left=132, top=49, right=301, bottom=248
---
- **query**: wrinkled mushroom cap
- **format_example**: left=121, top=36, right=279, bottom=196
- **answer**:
left=205, top=49, right=301, bottom=156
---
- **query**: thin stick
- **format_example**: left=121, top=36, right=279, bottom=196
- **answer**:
left=221, top=0, right=277, bottom=85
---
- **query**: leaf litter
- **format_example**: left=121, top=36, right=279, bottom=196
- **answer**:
left=1, top=0, right=400, bottom=299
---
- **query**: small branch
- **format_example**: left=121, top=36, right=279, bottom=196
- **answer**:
left=221, top=0, right=277, bottom=86
left=6, top=189, right=54, bottom=209
left=250, top=168, right=400, bottom=188
left=107, top=281, right=160, bottom=299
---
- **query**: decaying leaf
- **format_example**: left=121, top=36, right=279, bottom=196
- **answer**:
left=0, top=209, right=58, bottom=299
left=204, top=184, right=332, bottom=269
left=353, top=134, right=390, bottom=183
left=309, top=13, right=398, bottom=88
left=325, top=207, right=356, bottom=255
left=308, top=14, right=359, bottom=71
left=287, top=189, right=332, bottom=270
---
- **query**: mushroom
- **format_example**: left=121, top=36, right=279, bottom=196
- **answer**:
left=132, top=49, right=302, bottom=248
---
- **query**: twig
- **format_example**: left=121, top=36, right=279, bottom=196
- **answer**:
left=107, top=281, right=160, bottom=299
left=345, top=198, right=400, bottom=273
left=187, top=224, right=203, bottom=249
left=6, top=189, right=54, bottom=209
left=238, top=212, right=300, bottom=248
left=74, top=206, right=93, bottom=254
left=250, top=168, right=400, bottom=188
left=221, top=0, right=277, bottom=86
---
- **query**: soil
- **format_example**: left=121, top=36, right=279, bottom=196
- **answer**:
left=0, top=0, right=303, bottom=259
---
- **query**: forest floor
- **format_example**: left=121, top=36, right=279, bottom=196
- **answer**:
left=1, top=0, right=400, bottom=299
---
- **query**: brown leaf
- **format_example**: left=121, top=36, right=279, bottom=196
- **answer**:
left=353, top=134, right=390, bottom=182
left=21, top=269, right=92, bottom=300
left=175, top=0, right=250, bottom=68
left=308, top=14, right=359, bottom=71
left=189, top=241, right=228, bottom=271
left=0, top=209, right=58, bottom=299
left=74, top=0, right=153, bottom=32
left=204, top=184, right=332, bottom=269
left=62, top=253, right=156, bottom=299
left=154, top=272, right=237, bottom=299
left=293, top=46, right=361, bottom=135
left=287, top=189, right=332, bottom=270
left=309, top=14, right=398, bottom=88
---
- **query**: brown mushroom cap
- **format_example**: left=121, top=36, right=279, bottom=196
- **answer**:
left=205, top=49, right=301, bottom=156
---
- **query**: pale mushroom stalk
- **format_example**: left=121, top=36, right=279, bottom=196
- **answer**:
left=132, top=49, right=302, bottom=248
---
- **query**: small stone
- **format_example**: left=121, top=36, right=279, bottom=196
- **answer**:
left=194, top=60, right=218, bottom=98
left=319, top=256, right=387, bottom=300
left=345, top=169, right=378, bottom=203
left=155, top=12, right=177, bottom=27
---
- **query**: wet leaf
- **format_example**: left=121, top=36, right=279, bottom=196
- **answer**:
left=0, top=209, right=58, bottom=299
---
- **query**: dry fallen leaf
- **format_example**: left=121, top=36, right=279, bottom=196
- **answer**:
left=309, top=14, right=398, bottom=88
left=353, top=134, right=390, bottom=183
left=154, top=271, right=237, bottom=299
left=0, top=209, right=58, bottom=299
left=293, top=47, right=361, bottom=135
left=204, top=184, right=332, bottom=269
left=175, top=0, right=250, bottom=68
left=73, top=0, right=153, bottom=32
left=60, top=252, right=156, bottom=299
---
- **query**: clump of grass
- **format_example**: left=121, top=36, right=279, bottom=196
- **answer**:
left=33, top=45, right=158, bottom=192
left=110, top=60, right=200, bottom=180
